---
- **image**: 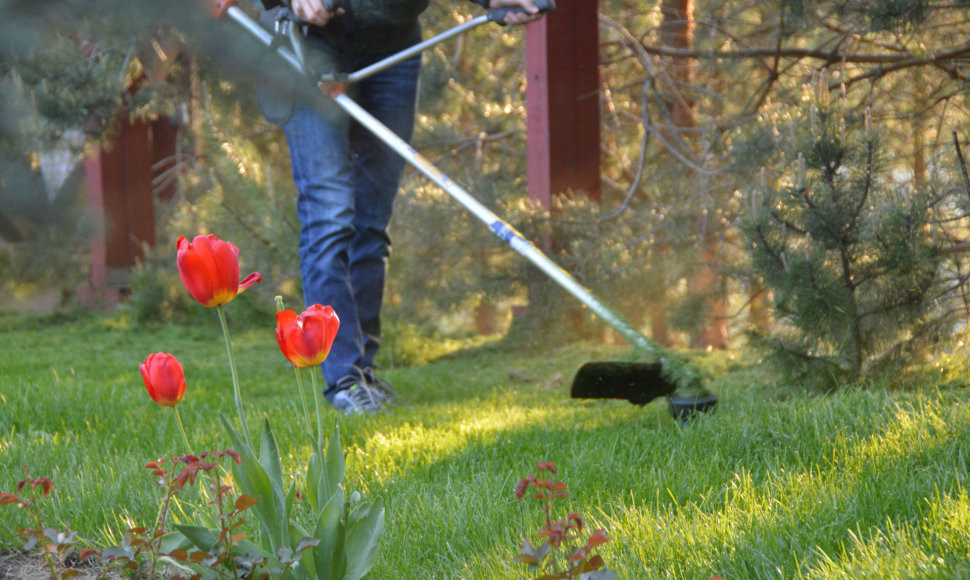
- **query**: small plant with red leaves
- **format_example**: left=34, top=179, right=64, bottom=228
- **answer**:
left=513, top=462, right=616, bottom=580
left=93, top=448, right=305, bottom=580
left=0, top=467, right=85, bottom=579
left=97, top=452, right=227, bottom=578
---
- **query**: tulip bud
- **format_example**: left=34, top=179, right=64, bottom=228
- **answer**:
left=140, top=352, right=187, bottom=407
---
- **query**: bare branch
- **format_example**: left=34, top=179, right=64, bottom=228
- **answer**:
left=640, top=41, right=970, bottom=66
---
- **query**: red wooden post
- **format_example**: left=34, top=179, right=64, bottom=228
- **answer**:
left=519, top=0, right=601, bottom=330
left=525, top=0, right=601, bottom=214
left=122, top=119, right=157, bottom=264
left=80, top=115, right=173, bottom=308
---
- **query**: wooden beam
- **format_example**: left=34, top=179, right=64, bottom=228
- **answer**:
left=525, top=0, right=601, bottom=212
left=80, top=115, right=171, bottom=307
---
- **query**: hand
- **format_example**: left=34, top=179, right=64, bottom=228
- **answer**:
left=489, top=0, right=543, bottom=25
left=291, top=0, right=343, bottom=27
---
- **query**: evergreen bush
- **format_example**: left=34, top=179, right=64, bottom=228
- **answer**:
left=738, top=80, right=951, bottom=386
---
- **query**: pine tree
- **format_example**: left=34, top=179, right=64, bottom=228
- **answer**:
left=739, top=78, right=946, bottom=384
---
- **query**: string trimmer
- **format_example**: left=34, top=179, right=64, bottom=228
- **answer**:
left=204, top=0, right=707, bottom=405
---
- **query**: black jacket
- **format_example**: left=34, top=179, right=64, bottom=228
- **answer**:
left=265, top=0, right=489, bottom=59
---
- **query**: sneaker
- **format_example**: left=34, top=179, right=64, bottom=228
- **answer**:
left=328, top=376, right=382, bottom=414
left=363, top=367, right=396, bottom=404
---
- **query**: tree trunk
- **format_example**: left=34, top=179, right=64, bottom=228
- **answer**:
left=688, top=242, right=728, bottom=349
left=660, top=0, right=696, bottom=138
left=651, top=306, right=671, bottom=346
left=748, top=280, right=771, bottom=336
left=660, top=0, right=729, bottom=349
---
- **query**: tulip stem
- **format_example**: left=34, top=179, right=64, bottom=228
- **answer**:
left=292, top=367, right=314, bottom=440
left=309, top=370, right=324, bottom=447
left=172, top=408, right=218, bottom=524
left=173, top=407, right=194, bottom=456
left=217, top=304, right=253, bottom=449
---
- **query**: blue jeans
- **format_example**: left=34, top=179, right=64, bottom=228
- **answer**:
left=282, top=55, right=421, bottom=395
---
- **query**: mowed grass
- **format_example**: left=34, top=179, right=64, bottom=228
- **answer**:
left=2, top=309, right=970, bottom=578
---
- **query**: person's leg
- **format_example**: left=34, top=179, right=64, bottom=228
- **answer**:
left=281, top=55, right=419, bottom=409
left=348, top=55, right=422, bottom=371
left=282, top=101, right=369, bottom=396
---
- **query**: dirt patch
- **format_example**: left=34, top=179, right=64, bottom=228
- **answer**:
left=0, top=551, right=65, bottom=579
left=0, top=551, right=180, bottom=579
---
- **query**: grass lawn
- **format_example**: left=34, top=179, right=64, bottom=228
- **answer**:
left=2, top=308, right=970, bottom=578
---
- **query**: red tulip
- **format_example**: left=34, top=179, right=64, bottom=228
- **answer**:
left=176, top=234, right=261, bottom=307
left=140, top=352, right=186, bottom=407
left=275, top=304, right=340, bottom=368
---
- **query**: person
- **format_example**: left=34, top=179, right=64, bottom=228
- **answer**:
left=265, top=0, right=542, bottom=413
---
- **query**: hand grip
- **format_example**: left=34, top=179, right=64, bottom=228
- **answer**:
left=207, top=0, right=239, bottom=18
left=487, top=0, right=555, bottom=26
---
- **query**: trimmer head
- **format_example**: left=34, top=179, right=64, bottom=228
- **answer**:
left=570, top=361, right=677, bottom=406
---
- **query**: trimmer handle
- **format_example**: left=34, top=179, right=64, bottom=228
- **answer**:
left=488, top=0, right=555, bottom=26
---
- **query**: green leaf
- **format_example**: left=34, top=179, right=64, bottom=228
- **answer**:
left=313, top=487, right=346, bottom=580
left=157, top=531, right=191, bottom=554
left=285, top=478, right=297, bottom=516
left=233, top=538, right=274, bottom=560
left=257, top=419, right=293, bottom=548
left=342, top=498, right=384, bottom=580
left=325, top=425, right=345, bottom=500
left=579, top=570, right=618, bottom=580
left=296, top=537, right=321, bottom=553
left=290, top=523, right=316, bottom=580
left=277, top=545, right=297, bottom=566
left=259, top=418, right=285, bottom=495
left=219, top=414, right=285, bottom=552
left=173, top=524, right=217, bottom=551
left=306, top=450, right=322, bottom=515
left=307, top=425, right=344, bottom=515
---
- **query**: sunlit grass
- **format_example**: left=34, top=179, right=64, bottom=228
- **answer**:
left=1, top=310, right=970, bottom=578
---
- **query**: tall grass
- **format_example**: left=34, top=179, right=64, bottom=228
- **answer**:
left=2, top=310, right=970, bottom=578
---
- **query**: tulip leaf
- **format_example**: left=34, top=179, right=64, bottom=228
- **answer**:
left=256, top=418, right=293, bottom=554
left=288, top=523, right=315, bottom=580
left=258, top=418, right=292, bottom=541
left=342, top=497, right=384, bottom=580
left=259, top=418, right=285, bottom=495
left=173, top=524, right=218, bottom=552
left=326, top=426, right=345, bottom=494
left=285, top=479, right=297, bottom=517
left=306, top=448, right=323, bottom=515
left=313, top=487, right=346, bottom=580
left=219, top=414, right=285, bottom=552
left=307, top=426, right=344, bottom=516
